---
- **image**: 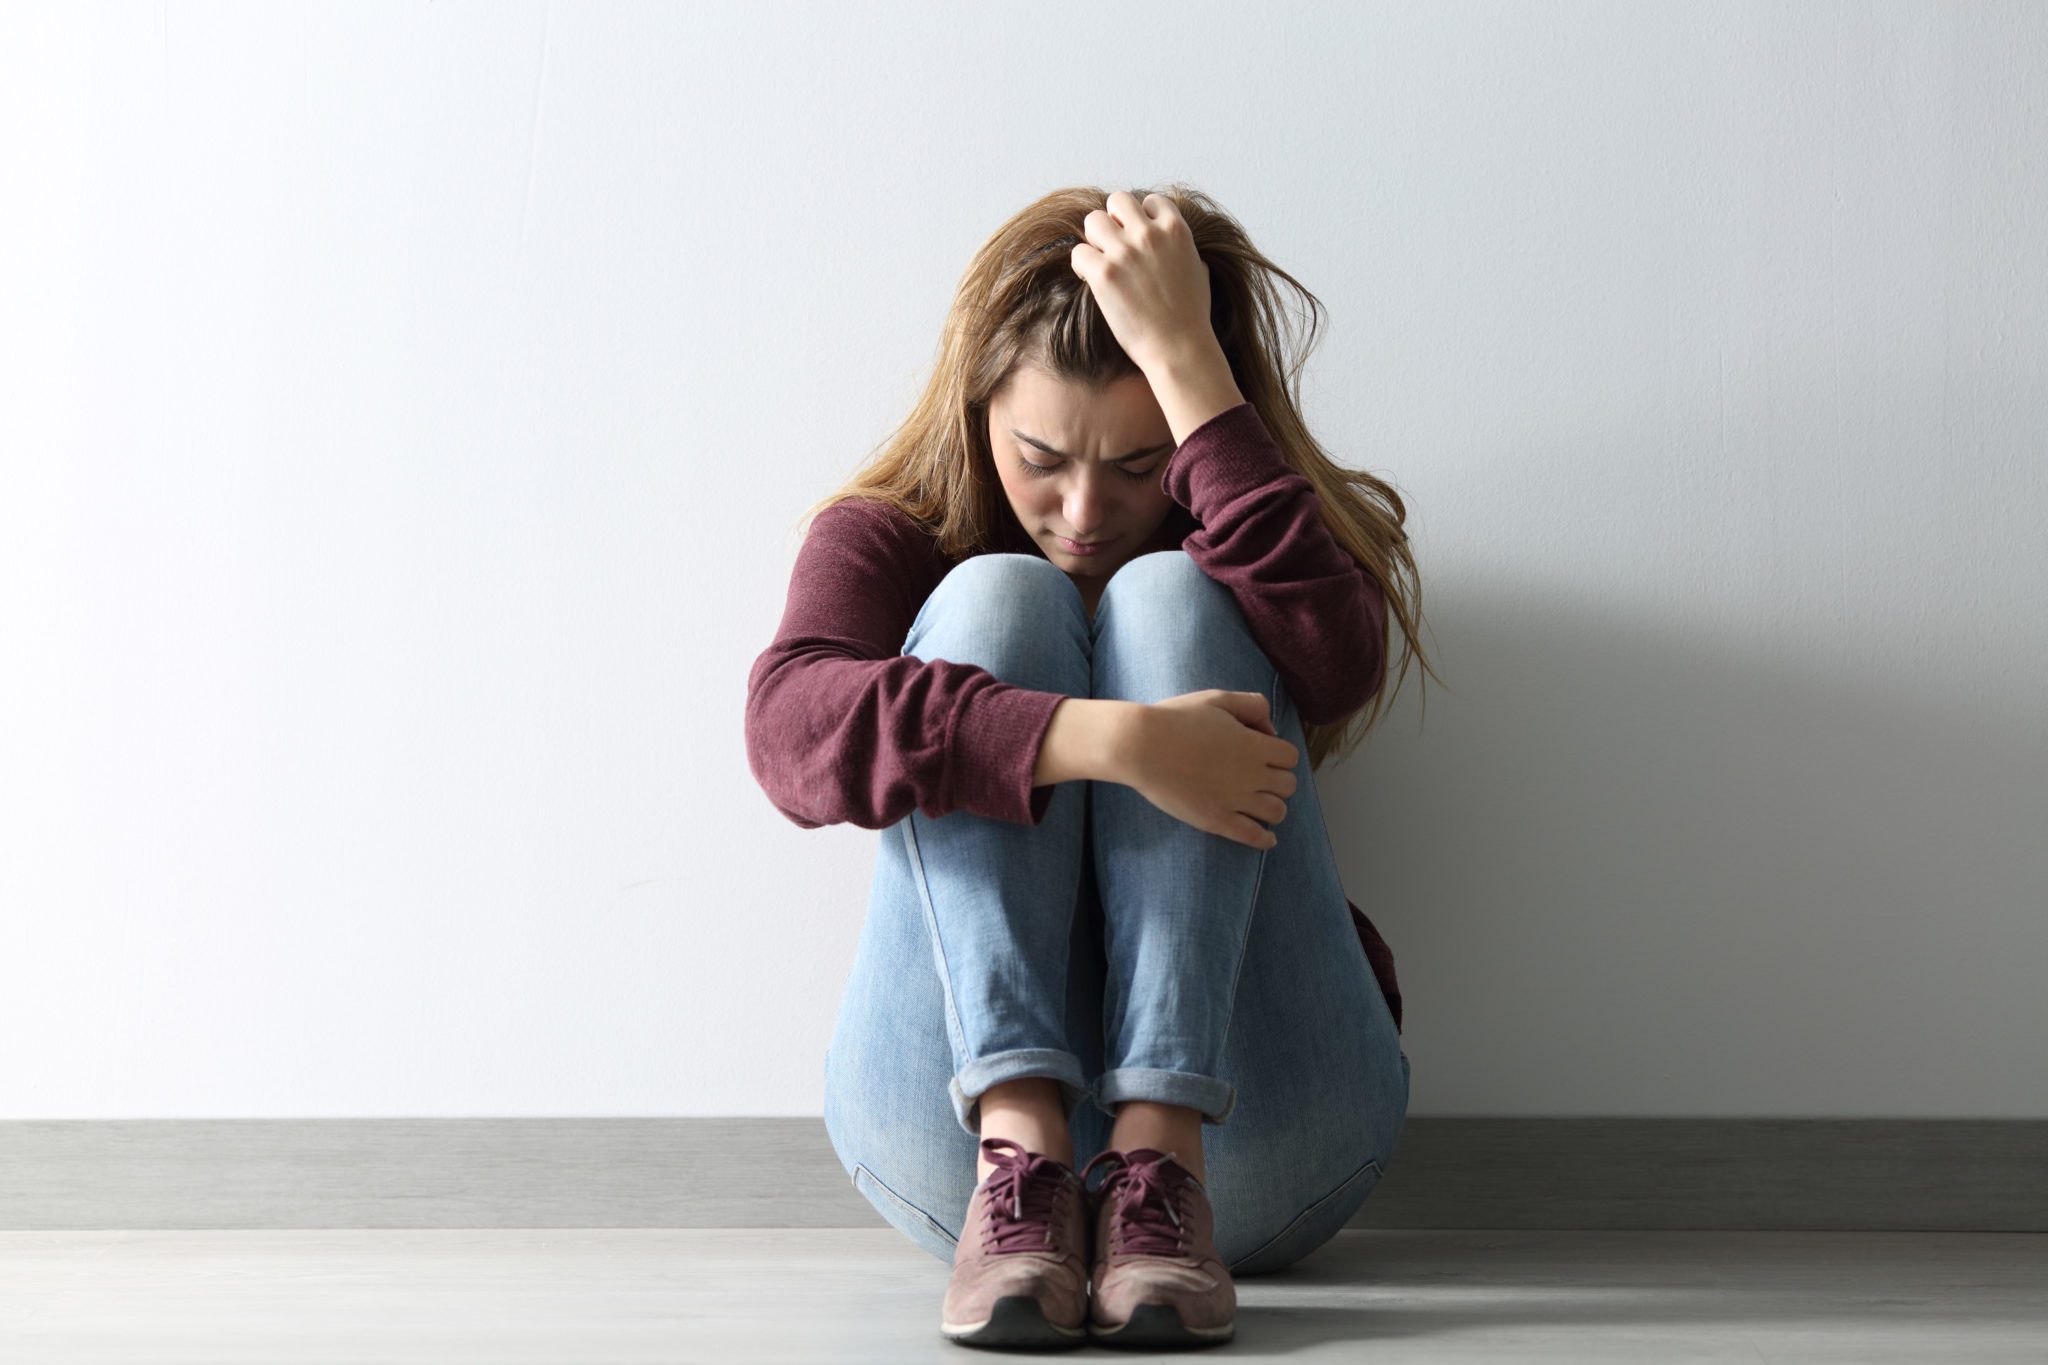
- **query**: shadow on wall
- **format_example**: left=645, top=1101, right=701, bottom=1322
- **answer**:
left=1315, top=566, right=2042, bottom=1108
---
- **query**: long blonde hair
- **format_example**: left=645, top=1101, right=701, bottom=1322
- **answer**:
left=796, top=183, right=1439, bottom=770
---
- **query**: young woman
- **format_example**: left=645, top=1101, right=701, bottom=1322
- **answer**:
left=745, top=185, right=1435, bottom=1351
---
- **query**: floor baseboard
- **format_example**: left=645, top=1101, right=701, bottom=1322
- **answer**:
left=2, top=1117, right=2039, bottom=1231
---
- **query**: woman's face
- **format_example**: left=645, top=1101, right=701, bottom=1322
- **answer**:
left=987, top=364, right=1177, bottom=598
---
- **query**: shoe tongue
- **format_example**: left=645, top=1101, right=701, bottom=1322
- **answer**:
left=981, top=1149, right=1074, bottom=1195
left=980, top=1138, right=1074, bottom=1180
left=1120, top=1146, right=1174, bottom=1164
left=1119, top=1147, right=1194, bottom=1182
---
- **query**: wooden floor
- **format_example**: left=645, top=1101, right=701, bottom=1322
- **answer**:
left=1, top=1228, right=2041, bottom=1362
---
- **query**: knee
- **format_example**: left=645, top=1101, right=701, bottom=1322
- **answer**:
left=932, top=552, right=1079, bottom=612
left=909, top=554, right=1081, bottom=648
left=1092, top=549, right=1278, bottom=709
left=1099, top=550, right=1238, bottom=629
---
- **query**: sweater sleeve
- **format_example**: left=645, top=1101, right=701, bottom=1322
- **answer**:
left=745, top=498, right=1071, bottom=831
left=1348, top=899, right=1403, bottom=1034
left=1162, top=402, right=1389, bottom=726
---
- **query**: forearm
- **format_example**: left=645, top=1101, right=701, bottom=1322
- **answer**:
left=1031, top=697, right=1149, bottom=789
left=1147, top=342, right=1247, bottom=448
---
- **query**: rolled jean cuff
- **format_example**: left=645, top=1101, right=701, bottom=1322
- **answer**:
left=948, top=1048, right=1091, bottom=1137
left=1093, top=1066, right=1238, bottom=1125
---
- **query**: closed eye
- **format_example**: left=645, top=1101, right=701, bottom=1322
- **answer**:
left=1017, top=458, right=1157, bottom=482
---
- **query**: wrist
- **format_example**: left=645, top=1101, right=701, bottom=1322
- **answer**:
left=1032, top=698, right=1150, bottom=787
left=1095, top=699, right=1153, bottom=786
left=1145, top=343, right=1247, bottom=446
left=1148, top=336, right=1231, bottom=385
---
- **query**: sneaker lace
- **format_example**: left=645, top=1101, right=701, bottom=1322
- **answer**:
left=978, top=1137, right=1074, bottom=1254
left=1083, top=1148, right=1190, bottom=1257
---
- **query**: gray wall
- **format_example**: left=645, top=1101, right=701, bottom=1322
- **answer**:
left=1, top=0, right=2041, bottom=1122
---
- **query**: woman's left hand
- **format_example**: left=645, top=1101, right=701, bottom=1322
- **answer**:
left=1070, top=191, right=1219, bottom=377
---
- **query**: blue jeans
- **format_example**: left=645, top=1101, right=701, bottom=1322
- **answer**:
left=822, top=550, right=1410, bottom=1276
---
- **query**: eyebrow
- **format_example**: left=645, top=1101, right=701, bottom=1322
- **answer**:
left=1009, top=429, right=1175, bottom=464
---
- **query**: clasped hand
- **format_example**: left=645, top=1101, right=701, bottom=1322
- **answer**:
left=1124, top=691, right=1299, bottom=851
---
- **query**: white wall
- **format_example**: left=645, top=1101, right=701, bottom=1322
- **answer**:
left=2, top=0, right=2042, bottom=1120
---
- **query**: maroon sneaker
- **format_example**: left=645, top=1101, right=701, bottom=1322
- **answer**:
left=1081, top=1146, right=1236, bottom=1348
left=939, top=1136, right=1089, bottom=1349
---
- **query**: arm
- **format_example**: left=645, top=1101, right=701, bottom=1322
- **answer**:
left=1151, top=350, right=1389, bottom=727
left=744, top=499, right=1072, bottom=830
left=1065, top=192, right=1388, bottom=728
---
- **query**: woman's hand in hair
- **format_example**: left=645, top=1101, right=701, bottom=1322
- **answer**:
left=1070, top=190, right=1219, bottom=378
left=1119, top=690, right=1299, bottom=851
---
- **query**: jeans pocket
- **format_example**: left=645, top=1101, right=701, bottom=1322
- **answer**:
left=1227, top=1154, right=1386, bottom=1277
left=852, top=1162, right=959, bottom=1261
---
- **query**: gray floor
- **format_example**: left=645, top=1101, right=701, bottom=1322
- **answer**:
left=1, top=1228, right=2042, bottom=1362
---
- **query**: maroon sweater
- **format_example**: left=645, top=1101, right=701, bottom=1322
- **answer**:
left=745, top=402, right=1402, bottom=1033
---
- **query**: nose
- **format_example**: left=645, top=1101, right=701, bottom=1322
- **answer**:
left=1064, top=471, right=1113, bottom=536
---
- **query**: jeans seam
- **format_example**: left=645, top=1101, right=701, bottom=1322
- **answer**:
left=1214, top=662, right=1281, bottom=1062
left=901, top=814, right=972, bottom=1066
left=852, top=1162, right=958, bottom=1248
